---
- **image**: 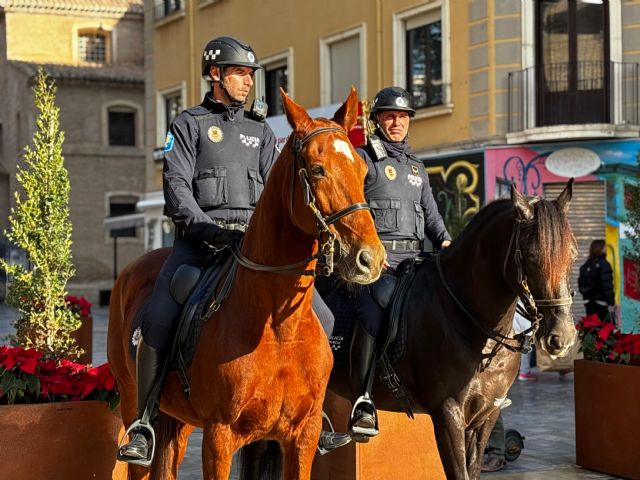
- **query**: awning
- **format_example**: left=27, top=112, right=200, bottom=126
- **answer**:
left=103, top=213, right=146, bottom=231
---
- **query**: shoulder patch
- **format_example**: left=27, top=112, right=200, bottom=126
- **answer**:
left=367, top=135, right=388, bottom=162
left=164, top=132, right=174, bottom=152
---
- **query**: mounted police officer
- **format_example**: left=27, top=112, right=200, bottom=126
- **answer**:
left=348, top=86, right=451, bottom=440
left=118, top=36, right=349, bottom=464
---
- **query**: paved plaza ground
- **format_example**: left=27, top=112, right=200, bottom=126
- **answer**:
left=0, top=304, right=622, bottom=479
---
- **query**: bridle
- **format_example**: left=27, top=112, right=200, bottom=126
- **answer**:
left=232, top=126, right=370, bottom=276
left=436, top=212, right=573, bottom=353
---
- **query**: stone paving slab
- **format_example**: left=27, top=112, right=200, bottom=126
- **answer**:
left=0, top=304, right=622, bottom=479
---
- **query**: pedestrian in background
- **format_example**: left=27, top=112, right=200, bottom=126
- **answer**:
left=578, top=240, right=616, bottom=323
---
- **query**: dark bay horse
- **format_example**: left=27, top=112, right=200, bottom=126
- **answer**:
left=324, top=181, right=577, bottom=479
left=107, top=88, right=386, bottom=480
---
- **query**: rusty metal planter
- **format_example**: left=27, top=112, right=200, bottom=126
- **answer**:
left=0, top=401, right=122, bottom=480
left=574, top=359, right=640, bottom=480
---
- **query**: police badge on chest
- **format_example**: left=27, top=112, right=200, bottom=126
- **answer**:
left=408, top=164, right=423, bottom=187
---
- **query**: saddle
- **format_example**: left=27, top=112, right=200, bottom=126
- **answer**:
left=130, top=247, right=238, bottom=394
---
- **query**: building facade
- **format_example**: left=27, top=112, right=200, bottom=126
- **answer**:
left=144, top=0, right=639, bottom=328
left=0, top=0, right=146, bottom=304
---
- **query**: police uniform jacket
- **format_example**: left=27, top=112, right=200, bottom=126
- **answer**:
left=356, top=133, right=450, bottom=267
left=163, top=93, right=279, bottom=243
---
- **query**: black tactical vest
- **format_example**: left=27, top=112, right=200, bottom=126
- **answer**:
left=365, top=148, right=427, bottom=241
left=188, top=110, right=266, bottom=211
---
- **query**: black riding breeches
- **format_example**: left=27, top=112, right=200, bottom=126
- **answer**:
left=141, top=237, right=336, bottom=349
left=141, top=237, right=217, bottom=349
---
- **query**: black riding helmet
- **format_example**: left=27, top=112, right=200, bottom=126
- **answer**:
left=201, top=36, right=261, bottom=81
left=370, top=86, right=416, bottom=118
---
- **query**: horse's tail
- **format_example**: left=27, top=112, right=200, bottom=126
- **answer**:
left=149, top=411, right=184, bottom=480
left=237, top=440, right=283, bottom=480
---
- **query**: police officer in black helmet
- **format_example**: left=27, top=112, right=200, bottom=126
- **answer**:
left=347, top=86, right=451, bottom=440
left=118, top=36, right=349, bottom=464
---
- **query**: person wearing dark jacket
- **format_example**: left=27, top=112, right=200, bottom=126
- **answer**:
left=346, top=86, right=451, bottom=440
left=118, top=36, right=348, bottom=464
left=578, top=239, right=616, bottom=322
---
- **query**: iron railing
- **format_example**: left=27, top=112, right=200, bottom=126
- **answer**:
left=154, top=0, right=183, bottom=20
left=508, top=61, right=640, bottom=132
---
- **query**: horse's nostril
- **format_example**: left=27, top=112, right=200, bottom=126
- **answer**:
left=549, top=335, right=562, bottom=350
left=357, top=249, right=372, bottom=271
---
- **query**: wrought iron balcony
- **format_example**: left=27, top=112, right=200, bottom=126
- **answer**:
left=507, top=61, right=640, bottom=133
left=154, top=0, right=183, bottom=21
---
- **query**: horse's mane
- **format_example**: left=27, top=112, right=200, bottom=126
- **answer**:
left=454, top=196, right=575, bottom=293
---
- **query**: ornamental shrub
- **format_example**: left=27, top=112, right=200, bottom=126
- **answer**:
left=0, top=68, right=80, bottom=360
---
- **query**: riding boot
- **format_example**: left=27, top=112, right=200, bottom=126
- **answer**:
left=117, top=339, right=166, bottom=465
left=349, top=322, right=378, bottom=440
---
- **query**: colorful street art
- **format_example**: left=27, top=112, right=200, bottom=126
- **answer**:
left=425, top=153, right=484, bottom=240
left=486, top=139, right=640, bottom=331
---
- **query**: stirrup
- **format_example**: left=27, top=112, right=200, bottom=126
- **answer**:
left=316, top=412, right=351, bottom=456
left=117, top=419, right=156, bottom=467
left=349, top=394, right=379, bottom=438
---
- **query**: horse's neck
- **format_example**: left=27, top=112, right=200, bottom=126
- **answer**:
left=440, top=212, right=518, bottom=333
left=239, top=152, right=318, bottom=315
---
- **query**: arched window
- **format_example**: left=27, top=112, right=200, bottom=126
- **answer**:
left=108, top=107, right=136, bottom=146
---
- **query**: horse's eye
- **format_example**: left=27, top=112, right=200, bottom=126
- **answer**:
left=310, top=165, right=325, bottom=177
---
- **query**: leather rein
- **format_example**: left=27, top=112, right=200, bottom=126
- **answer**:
left=232, top=126, right=370, bottom=277
left=436, top=215, right=573, bottom=353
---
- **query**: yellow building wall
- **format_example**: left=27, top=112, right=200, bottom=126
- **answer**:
left=5, top=12, right=119, bottom=64
left=152, top=0, right=474, bottom=152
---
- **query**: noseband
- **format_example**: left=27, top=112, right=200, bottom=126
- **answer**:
left=437, top=215, right=573, bottom=353
left=232, top=126, right=370, bottom=277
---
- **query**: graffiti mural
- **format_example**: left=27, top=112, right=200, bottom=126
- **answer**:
left=425, top=153, right=484, bottom=239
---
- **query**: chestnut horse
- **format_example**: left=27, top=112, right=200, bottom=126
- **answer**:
left=245, top=181, right=577, bottom=480
left=107, top=88, right=385, bottom=480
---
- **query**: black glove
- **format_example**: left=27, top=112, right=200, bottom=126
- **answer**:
left=209, top=229, right=245, bottom=249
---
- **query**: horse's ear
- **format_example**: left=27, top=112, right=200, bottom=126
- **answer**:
left=556, top=178, right=574, bottom=213
left=332, top=86, right=359, bottom=132
left=280, top=87, right=312, bottom=133
left=511, top=183, right=534, bottom=222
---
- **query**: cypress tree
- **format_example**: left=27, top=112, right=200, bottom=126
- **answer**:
left=0, top=68, right=80, bottom=359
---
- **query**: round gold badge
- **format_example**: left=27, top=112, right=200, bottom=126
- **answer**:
left=208, top=126, right=224, bottom=143
left=385, top=165, right=397, bottom=180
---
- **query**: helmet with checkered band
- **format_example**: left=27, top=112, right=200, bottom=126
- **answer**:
left=201, top=36, right=261, bottom=81
left=370, top=86, right=416, bottom=118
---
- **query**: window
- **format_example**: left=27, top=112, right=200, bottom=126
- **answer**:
left=321, top=27, right=365, bottom=105
left=78, top=32, right=107, bottom=64
left=265, top=63, right=288, bottom=117
left=154, top=0, right=183, bottom=19
left=109, top=197, right=138, bottom=238
left=163, top=92, right=182, bottom=134
left=394, top=3, right=450, bottom=112
left=405, top=13, right=443, bottom=109
left=108, top=110, right=135, bottom=146
left=330, top=36, right=360, bottom=104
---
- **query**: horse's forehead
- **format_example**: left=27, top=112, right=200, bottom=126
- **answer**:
left=332, top=139, right=354, bottom=162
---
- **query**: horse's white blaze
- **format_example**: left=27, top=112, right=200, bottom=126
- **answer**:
left=333, top=139, right=354, bottom=162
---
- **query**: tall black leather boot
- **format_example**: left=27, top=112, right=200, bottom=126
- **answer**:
left=349, top=322, right=378, bottom=440
left=117, top=339, right=166, bottom=465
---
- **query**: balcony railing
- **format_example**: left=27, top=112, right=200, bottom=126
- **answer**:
left=154, top=0, right=183, bottom=20
left=508, top=61, right=640, bottom=133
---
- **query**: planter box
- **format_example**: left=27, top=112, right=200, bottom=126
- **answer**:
left=312, top=391, right=445, bottom=480
left=0, top=401, right=123, bottom=480
left=575, top=359, right=640, bottom=479
left=71, top=315, right=93, bottom=364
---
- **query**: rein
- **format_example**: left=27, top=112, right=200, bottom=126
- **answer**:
left=436, top=215, right=572, bottom=353
left=231, top=126, right=370, bottom=277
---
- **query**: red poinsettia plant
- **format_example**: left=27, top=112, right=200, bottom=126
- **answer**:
left=577, top=314, right=640, bottom=366
left=64, top=294, right=92, bottom=318
left=0, top=345, right=119, bottom=410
